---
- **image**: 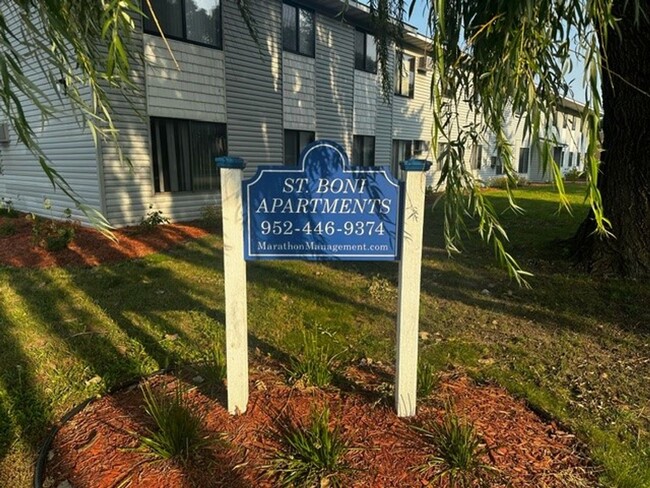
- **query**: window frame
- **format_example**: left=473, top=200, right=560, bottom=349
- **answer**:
left=518, top=147, right=530, bottom=174
left=284, top=129, right=315, bottom=166
left=394, top=51, right=415, bottom=98
left=352, top=135, right=376, bottom=167
left=150, top=116, right=227, bottom=193
left=143, top=0, right=223, bottom=50
left=282, top=2, right=315, bottom=58
left=354, top=29, right=377, bottom=74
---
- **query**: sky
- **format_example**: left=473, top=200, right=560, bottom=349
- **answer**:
left=400, top=0, right=587, bottom=103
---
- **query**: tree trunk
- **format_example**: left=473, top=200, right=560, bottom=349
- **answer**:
left=572, top=0, right=650, bottom=277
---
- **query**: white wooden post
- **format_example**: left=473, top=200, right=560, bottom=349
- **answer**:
left=395, top=159, right=431, bottom=417
left=216, top=156, right=249, bottom=414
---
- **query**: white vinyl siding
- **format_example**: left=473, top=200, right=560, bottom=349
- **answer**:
left=283, top=52, right=316, bottom=131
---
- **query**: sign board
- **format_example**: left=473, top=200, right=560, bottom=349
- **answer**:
left=243, top=140, right=401, bottom=261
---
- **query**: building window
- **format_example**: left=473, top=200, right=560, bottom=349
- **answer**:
left=144, top=0, right=222, bottom=49
left=491, top=155, right=503, bottom=175
left=282, top=2, right=315, bottom=57
left=352, top=135, right=375, bottom=166
left=553, top=146, right=564, bottom=167
left=394, top=52, right=415, bottom=98
left=151, top=117, right=226, bottom=193
left=518, top=147, right=530, bottom=173
left=392, top=139, right=413, bottom=176
left=568, top=152, right=574, bottom=167
left=284, top=130, right=315, bottom=165
left=355, top=30, right=377, bottom=73
left=470, top=144, right=483, bottom=169
left=413, top=139, right=429, bottom=156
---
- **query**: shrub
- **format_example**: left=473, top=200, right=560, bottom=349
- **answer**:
left=564, top=167, right=585, bottom=181
left=140, top=204, right=169, bottom=229
left=414, top=408, right=498, bottom=487
left=30, top=210, right=78, bottom=251
left=139, top=383, right=212, bottom=460
left=0, top=198, right=17, bottom=218
left=0, top=221, right=16, bottom=237
left=200, top=204, right=221, bottom=227
left=487, top=174, right=528, bottom=189
left=288, top=329, right=341, bottom=388
left=268, top=406, right=349, bottom=487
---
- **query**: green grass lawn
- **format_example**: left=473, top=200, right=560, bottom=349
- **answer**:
left=0, top=183, right=648, bottom=487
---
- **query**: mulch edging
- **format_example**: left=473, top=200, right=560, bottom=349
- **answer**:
left=42, top=361, right=598, bottom=488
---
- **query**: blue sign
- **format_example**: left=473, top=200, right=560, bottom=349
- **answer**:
left=243, top=140, right=401, bottom=261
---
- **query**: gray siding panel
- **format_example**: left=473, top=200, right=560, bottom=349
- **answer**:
left=315, top=15, right=354, bottom=155
left=0, top=5, right=100, bottom=222
left=283, top=52, right=316, bottom=130
left=223, top=0, right=283, bottom=172
left=375, top=50, right=394, bottom=166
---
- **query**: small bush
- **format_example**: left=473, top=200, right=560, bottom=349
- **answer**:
left=414, top=408, right=497, bottom=487
left=0, top=198, right=17, bottom=218
left=200, top=204, right=221, bottom=227
left=487, top=174, right=528, bottom=189
left=268, top=406, right=349, bottom=487
left=31, top=212, right=78, bottom=251
left=0, top=221, right=16, bottom=237
left=564, top=167, right=585, bottom=181
left=140, top=204, right=169, bottom=229
left=139, top=383, right=212, bottom=460
left=288, top=329, right=341, bottom=388
left=417, top=361, right=438, bottom=398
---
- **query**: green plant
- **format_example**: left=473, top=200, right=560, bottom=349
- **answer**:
left=414, top=409, right=497, bottom=487
left=417, top=361, right=438, bottom=398
left=139, top=382, right=212, bottom=460
left=30, top=208, right=78, bottom=251
left=564, top=167, right=585, bottom=181
left=0, top=198, right=17, bottom=218
left=268, top=406, right=349, bottom=487
left=487, top=174, right=528, bottom=189
left=200, top=204, right=221, bottom=227
left=140, top=204, right=170, bottom=229
left=288, top=329, right=340, bottom=387
left=0, top=222, right=16, bottom=237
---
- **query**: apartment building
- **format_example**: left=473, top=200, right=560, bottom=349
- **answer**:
left=0, top=0, right=586, bottom=226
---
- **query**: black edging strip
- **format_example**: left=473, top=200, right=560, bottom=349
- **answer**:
left=33, top=368, right=172, bottom=488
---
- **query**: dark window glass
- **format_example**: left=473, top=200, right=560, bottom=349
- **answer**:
left=355, top=30, right=377, bottom=73
left=283, top=3, right=315, bottom=57
left=185, top=0, right=221, bottom=47
left=355, top=30, right=365, bottom=71
left=298, top=9, right=314, bottom=56
left=518, top=147, right=530, bottom=173
left=437, top=142, right=449, bottom=170
left=395, top=52, right=415, bottom=97
left=391, top=139, right=413, bottom=177
left=284, top=129, right=315, bottom=166
left=470, top=144, right=483, bottom=169
left=576, top=153, right=581, bottom=167
left=491, top=155, right=503, bottom=174
left=353, top=135, right=375, bottom=166
left=282, top=4, right=297, bottom=52
left=568, top=152, right=574, bottom=167
left=553, top=146, right=564, bottom=167
left=151, top=117, right=226, bottom=193
left=144, top=0, right=221, bottom=48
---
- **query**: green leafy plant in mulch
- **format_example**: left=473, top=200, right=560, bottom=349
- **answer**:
left=0, top=198, right=17, bottom=218
left=138, top=383, right=213, bottom=460
left=140, top=204, right=170, bottom=230
left=30, top=207, right=78, bottom=251
left=267, top=406, right=350, bottom=487
left=200, top=204, right=221, bottom=228
left=0, top=221, right=16, bottom=237
left=564, top=167, right=585, bottom=181
left=487, top=174, right=528, bottom=189
left=414, top=407, right=498, bottom=488
left=417, top=361, right=438, bottom=398
left=287, top=329, right=343, bottom=388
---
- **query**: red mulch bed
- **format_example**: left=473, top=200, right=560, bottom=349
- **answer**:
left=44, top=359, right=597, bottom=488
left=0, top=214, right=210, bottom=269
